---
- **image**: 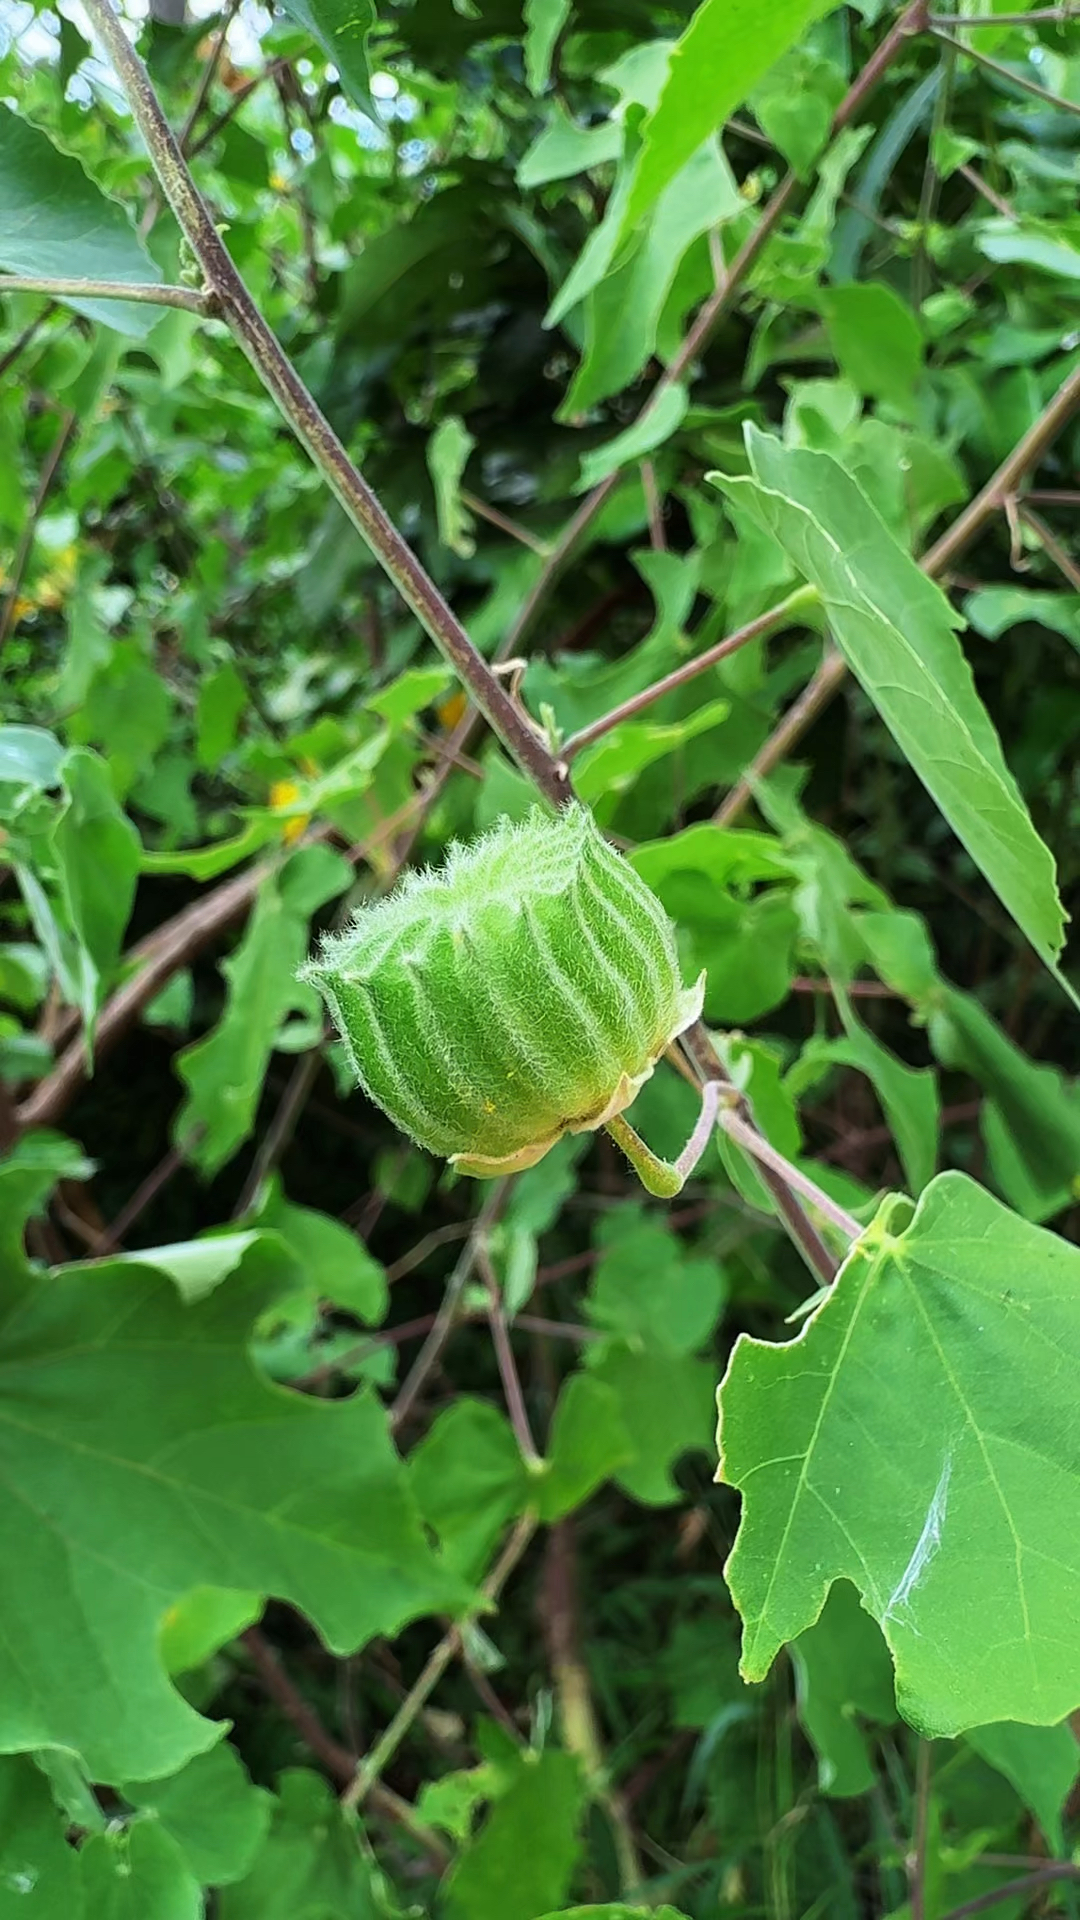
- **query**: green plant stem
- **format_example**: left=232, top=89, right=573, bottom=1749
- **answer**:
left=0, top=274, right=216, bottom=313
left=79, top=0, right=569, bottom=811
left=604, top=1113, right=686, bottom=1199
left=605, top=1079, right=724, bottom=1198
left=341, top=1513, right=537, bottom=1809
left=561, top=586, right=820, bottom=760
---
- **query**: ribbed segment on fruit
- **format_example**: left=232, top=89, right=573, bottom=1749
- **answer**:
left=300, top=804, right=703, bottom=1176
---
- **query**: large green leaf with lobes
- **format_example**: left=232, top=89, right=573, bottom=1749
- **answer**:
left=719, top=1172, right=1080, bottom=1735
left=0, top=1157, right=465, bottom=1783
left=712, top=430, right=1066, bottom=974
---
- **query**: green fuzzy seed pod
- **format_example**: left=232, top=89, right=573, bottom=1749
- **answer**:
left=300, top=804, right=704, bottom=1178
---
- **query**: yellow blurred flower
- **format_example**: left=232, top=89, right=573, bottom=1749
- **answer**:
left=436, top=688, right=468, bottom=731
left=269, top=778, right=311, bottom=845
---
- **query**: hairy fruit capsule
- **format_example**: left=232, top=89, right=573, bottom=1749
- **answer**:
left=300, top=804, right=704, bottom=1177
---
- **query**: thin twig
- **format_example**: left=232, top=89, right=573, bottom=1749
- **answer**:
left=640, top=460, right=666, bottom=552
left=957, top=162, right=1018, bottom=222
left=384, top=1220, right=472, bottom=1285
left=241, top=1626, right=450, bottom=1867
left=390, top=1184, right=509, bottom=1433
left=541, top=1519, right=642, bottom=1896
left=931, top=24, right=1080, bottom=117
left=460, top=490, right=551, bottom=555
left=928, top=4, right=1080, bottom=19
left=95, top=1143, right=189, bottom=1254
left=478, top=1243, right=541, bottom=1466
left=15, top=788, right=428, bottom=1140
left=0, top=275, right=215, bottom=313
left=792, top=975, right=897, bottom=999
left=341, top=1513, right=537, bottom=1809
left=0, top=408, right=76, bottom=650
left=0, top=307, right=54, bottom=382
left=925, top=362, right=1080, bottom=571
left=910, top=1740, right=932, bottom=1920
left=515, top=1312, right=600, bottom=1342
left=233, top=1047, right=323, bottom=1218
left=718, top=1107, right=863, bottom=1243
left=562, top=586, right=818, bottom=761
left=1016, top=500, right=1080, bottom=593
left=15, top=851, right=279, bottom=1132
left=681, top=1026, right=841, bottom=1285
left=939, top=1866, right=1080, bottom=1920
left=179, top=0, right=244, bottom=148
left=716, top=645, right=846, bottom=825
left=186, top=59, right=289, bottom=160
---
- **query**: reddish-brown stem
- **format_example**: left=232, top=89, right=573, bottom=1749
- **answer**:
left=15, top=853, right=275, bottom=1133
left=179, top=0, right=244, bottom=147
left=240, top=1626, right=449, bottom=1865
left=716, top=647, right=846, bottom=825
left=540, top=1519, right=642, bottom=1895
left=0, top=408, right=76, bottom=650
left=931, top=23, right=1080, bottom=116
left=460, top=489, right=550, bottom=555
left=719, top=1106, right=862, bottom=1242
left=186, top=59, right=289, bottom=160
left=233, top=1048, right=323, bottom=1219
left=478, top=1244, right=541, bottom=1466
left=957, top=162, right=1017, bottom=221
left=928, top=4, right=1079, bottom=19
left=96, top=1143, right=189, bottom=1254
left=1016, top=501, right=1080, bottom=594
left=0, top=306, right=55, bottom=380
left=939, top=1868, right=1080, bottom=1920
left=390, top=1184, right=509, bottom=1433
left=640, top=460, right=666, bottom=552
left=562, top=587, right=818, bottom=761
left=682, top=1026, right=841, bottom=1281
left=910, top=1740, right=932, bottom=1920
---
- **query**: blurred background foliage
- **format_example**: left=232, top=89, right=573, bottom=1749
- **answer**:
left=2, top=0, right=1080, bottom=1911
